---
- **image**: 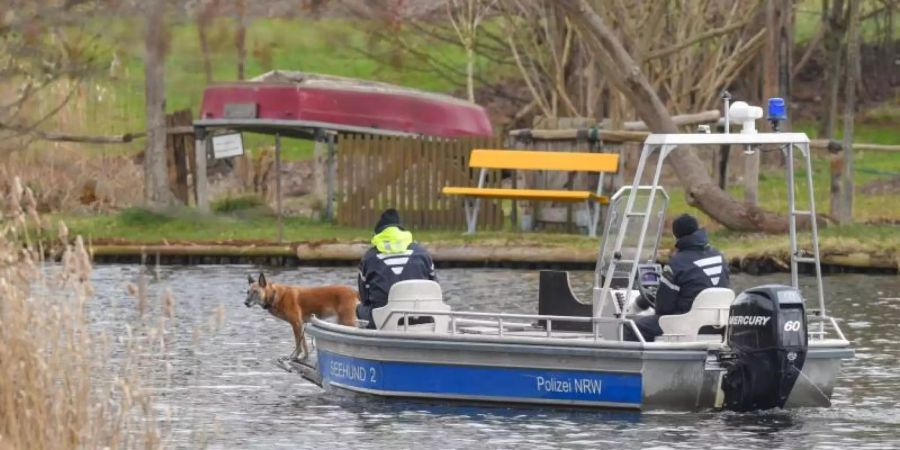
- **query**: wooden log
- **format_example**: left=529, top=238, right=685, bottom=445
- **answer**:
left=92, top=245, right=297, bottom=257
left=618, top=109, right=721, bottom=131
left=508, top=110, right=720, bottom=142
left=24, top=130, right=146, bottom=144
left=509, top=128, right=651, bottom=143
left=810, top=140, right=900, bottom=153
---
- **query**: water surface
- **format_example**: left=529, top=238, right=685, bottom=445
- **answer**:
left=88, top=265, right=899, bottom=449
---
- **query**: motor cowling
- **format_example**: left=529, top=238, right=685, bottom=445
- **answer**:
left=721, top=284, right=808, bottom=412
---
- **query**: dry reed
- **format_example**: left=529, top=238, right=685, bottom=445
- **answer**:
left=0, top=146, right=143, bottom=213
left=0, top=176, right=162, bottom=449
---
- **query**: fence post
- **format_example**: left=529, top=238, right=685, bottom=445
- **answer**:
left=193, top=127, right=210, bottom=212
left=325, top=130, right=336, bottom=222
left=275, top=133, right=283, bottom=243
left=312, top=130, right=328, bottom=219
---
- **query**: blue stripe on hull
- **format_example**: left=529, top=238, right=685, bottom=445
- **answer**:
left=318, top=351, right=642, bottom=407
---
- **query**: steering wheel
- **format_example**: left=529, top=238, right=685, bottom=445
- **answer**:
left=635, top=271, right=657, bottom=310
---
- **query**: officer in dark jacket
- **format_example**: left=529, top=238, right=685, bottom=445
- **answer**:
left=357, top=209, right=437, bottom=328
left=626, top=214, right=730, bottom=341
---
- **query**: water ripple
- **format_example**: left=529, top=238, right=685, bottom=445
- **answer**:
left=85, top=266, right=898, bottom=449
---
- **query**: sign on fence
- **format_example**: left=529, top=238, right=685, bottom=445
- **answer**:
left=211, top=133, right=245, bottom=159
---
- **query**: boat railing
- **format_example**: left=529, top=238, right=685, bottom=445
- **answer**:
left=383, top=309, right=646, bottom=343
left=807, top=314, right=848, bottom=341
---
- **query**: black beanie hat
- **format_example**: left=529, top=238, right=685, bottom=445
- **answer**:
left=374, top=208, right=402, bottom=233
left=672, top=214, right=699, bottom=239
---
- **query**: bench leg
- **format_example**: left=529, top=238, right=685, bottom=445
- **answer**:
left=464, top=198, right=481, bottom=234
left=586, top=200, right=601, bottom=238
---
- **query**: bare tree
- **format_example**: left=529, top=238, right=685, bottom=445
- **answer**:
left=144, top=0, right=174, bottom=207
left=499, top=1, right=588, bottom=121
left=344, top=1, right=526, bottom=111
left=497, top=0, right=765, bottom=122
left=819, top=0, right=847, bottom=139
left=235, top=0, right=247, bottom=80
left=555, top=0, right=795, bottom=232
left=0, top=1, right=108, bottom=152
left=838, top=0, right=861, bottom=225
left=446, top=0, right=497, bottom=102
left=196, top=0, right=218, bottom=84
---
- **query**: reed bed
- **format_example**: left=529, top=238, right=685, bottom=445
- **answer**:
left=1, top=176, right=163, bottom=449
left=0, top=147, right=143, bottom=213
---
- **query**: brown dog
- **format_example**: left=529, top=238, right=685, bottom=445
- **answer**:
left=245, top=272, right=358, bottom=360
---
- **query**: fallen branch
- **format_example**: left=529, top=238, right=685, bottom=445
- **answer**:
left=0, top=125, right=195, bottom=144
left=811, top=140, right=900, bottom=153
left=613, top=109, right=721, bottom=131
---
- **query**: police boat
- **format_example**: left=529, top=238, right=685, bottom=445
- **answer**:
left=298, top=100, right=853, bottom=411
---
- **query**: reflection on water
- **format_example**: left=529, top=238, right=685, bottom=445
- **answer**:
left=87, top=265, right=899, bottom=449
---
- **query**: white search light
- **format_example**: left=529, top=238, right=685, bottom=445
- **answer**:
left=728, top=101, right=763, bottom=134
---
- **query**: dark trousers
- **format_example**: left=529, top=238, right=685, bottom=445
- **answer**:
left=623, top=315, right=663, bottom=342
left=356, top=303, right=377, bottom=329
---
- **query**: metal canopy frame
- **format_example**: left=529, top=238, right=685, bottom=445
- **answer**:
left=192, top=119, right=418, bottom=242
left=193, top=118, right=417, bottom=141
left=592, top=132, right=829, bottom=341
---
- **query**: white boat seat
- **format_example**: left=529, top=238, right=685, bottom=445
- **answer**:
left=657, top=288, right=734, bottom=343
left=371, top=280, right=451, bottom=333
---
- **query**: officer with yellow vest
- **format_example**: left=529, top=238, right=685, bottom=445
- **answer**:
left=356, top=209, right=437, bottom=328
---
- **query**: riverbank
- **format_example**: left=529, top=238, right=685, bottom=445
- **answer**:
left=88, top=241, right=898, bottom=274
left=53, top=210, right=899, bottom=274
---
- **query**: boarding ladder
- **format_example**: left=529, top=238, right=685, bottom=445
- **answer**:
left=784, top=142, right=833, bottom=339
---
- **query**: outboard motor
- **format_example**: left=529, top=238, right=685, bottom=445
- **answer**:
left=721, top=284, right=808, bottom=412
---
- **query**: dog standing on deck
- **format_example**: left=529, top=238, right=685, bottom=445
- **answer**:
left=245, top=273, right=358, bottom=360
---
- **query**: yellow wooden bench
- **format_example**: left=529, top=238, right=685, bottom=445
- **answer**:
left=442, top=149, right=620, bottom=236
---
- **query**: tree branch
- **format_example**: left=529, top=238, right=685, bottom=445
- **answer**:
left=643, top=12, right=756, bottom=61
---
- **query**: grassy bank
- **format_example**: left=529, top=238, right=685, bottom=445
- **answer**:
left=664, top=148, right=900, bottom=227
left=55, top=208, right=900, bottom=269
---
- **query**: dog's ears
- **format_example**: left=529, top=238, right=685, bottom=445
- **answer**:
left=247, top=274, right=255, bottom=285
left=258, top=272, right=267, bottom=287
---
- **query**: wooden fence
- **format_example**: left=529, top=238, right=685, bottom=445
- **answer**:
left=164, top=109, right=196, bottom=204
left=336, top=134, right=505, bottom=231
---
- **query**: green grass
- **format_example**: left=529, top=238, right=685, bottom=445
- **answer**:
left=58, top=208, right=366, bottom=244
left=56, top=207, right=599, bottom=248
left=53, top=208, right=899, bottom=265
left=211, top=194, right=271, bottom=214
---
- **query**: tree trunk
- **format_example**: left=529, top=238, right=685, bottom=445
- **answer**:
left=197, top=0, right=215, bottom=84
left=144, top=0, right=173, bottom=208
left=839, top=0, right=860, bottom=225
left=235, top=0, right=247, bottom=80
left=747, top=0, right=778, bottom=207
left=819, top=0, right=846, bottom=139
left=887, top=0, right=896, bottom=66
left=465, top=44, right=476, bottom=102
left=556, top=0, right=794, bottom=233
left=777, top=0, right=793, bottom=130
left=829, top=142, right=843, bottom=218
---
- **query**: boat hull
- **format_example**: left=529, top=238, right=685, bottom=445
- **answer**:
left=200, top=71, right=493, bottom=138
left=307, top=320, right=853, bottom=411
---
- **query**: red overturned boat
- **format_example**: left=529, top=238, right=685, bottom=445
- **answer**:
left=197, top=70, right=493, bottom=138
